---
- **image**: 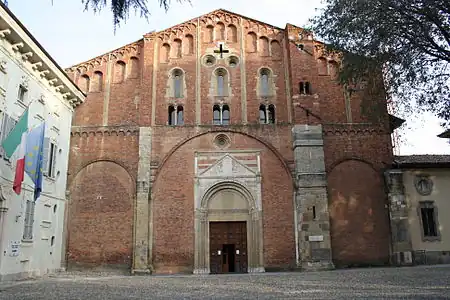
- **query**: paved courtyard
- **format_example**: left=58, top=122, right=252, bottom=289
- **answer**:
left=0, top=265, right=449, bottom=299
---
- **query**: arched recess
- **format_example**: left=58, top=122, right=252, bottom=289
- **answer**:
left=152, top=129, right=293, bottom=187
left=151, top=130, right=295, bottom=273
left=67, top=160, right=135, bottom=269
left=194, top=181, right=264, bottom=274
left=327, top=159, right=390, bottom=267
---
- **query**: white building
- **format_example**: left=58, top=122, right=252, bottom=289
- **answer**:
left=0, top=3, right=84, bottom=281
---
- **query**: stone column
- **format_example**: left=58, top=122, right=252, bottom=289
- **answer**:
left=132, top=127, right=152, bottom=274
left=385, top=169, right=413, bottom=265
left=193, top=208, right=209, bottom=274
left=292, top=124, right=334, bottom=270
left=248, top=210, right=265, bottom=273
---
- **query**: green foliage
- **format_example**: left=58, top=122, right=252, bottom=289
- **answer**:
left=311, top=0, right=450, bottom=126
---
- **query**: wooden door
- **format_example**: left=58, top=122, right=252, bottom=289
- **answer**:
left=210, top=221, right=247, bottom=273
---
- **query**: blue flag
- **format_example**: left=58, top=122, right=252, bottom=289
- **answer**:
left=24, top=122, right=45, bottom=201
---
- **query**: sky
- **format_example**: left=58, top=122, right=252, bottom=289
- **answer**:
left=6, top=0, right=450, bottom=155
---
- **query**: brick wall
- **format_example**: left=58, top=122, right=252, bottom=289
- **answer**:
left=65, top=10, right=394, bottom=271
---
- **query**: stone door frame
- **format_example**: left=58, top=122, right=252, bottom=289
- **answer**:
left=193, top=181, right=264, bottom=274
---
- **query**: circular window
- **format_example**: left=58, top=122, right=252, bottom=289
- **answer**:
left=203, top=55, right=216, bottom=67
left=214, top=134, right=231, bottom=149
left=228, top=56, right=239, bottom=68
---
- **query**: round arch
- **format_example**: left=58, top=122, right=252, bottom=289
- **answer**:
left=200, top=180, right=256, bottom=210
left=152, top=129, right=293, bottom=187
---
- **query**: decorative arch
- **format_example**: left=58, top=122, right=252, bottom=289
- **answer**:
left=205, top=25, right=214, bottom=42
left=327, top=158, right=390, bottom=266
left=129, top=57, right=140, bottom=78
left=270, top=40, right=282, bottom=60
left=91, top=71, right=103, bottom=92
left=184, top=34, right=194, bottom=55
left=152, top=129, right=293, bottom=187
left=78, top=74, right=90, bottom=93
left=69, top=158, right=135, bottom=190
left=67, top=160, right=135, bottom=269
left=160, top=43, right=170, bottom=63
left=114, top=60, right=126, bottom=83
left=259, top=36, right=270, bottom=56
left=216, top=22, right=225, bottom=40
left=326, top=157, right=378, bottom=174
left=246, top=32, right=257, bottom=52
left=227, top=24, right=237, bottom=43
left=200, top=180, right=256, bottom=210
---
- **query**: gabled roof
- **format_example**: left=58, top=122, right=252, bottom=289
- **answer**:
left=65, top=8, right=287, bottom=70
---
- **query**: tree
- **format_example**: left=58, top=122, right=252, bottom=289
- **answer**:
left=310, top=0, right=450, bottom=126
left=81, top=0, right=187, bottom=30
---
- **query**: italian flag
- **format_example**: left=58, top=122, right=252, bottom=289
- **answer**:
left=1, top=108, right=29, bottom=195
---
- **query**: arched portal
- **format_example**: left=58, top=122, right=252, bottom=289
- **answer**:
left=194, top=180, right=264, bottom=274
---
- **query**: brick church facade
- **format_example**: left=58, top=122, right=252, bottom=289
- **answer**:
left=64, top=9, right=395, bottom=274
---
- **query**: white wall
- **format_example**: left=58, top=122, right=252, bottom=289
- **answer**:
left=0, top=29, right=75, bottom=281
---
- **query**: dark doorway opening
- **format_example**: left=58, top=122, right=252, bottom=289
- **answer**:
left=210, top=221, right=247, bottom=274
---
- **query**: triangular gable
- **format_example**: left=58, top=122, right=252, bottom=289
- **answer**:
left=198, top=154, right=256, bottom=178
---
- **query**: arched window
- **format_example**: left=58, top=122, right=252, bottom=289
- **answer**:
left=206, top=25, right=214, bottom=43
left=160, top=43, right=170, bottom=63
left=114, top=61, right=126, bottom=83
left=216, top=23, right=225, bottom=40
left=168, top=105, right=176, bottom=125
left=173, top=69, right=183, bottom=98
left=129, top=57, right=140, bottom=78
left=215, top=68, right=228, bottom=97
left=177, top=106, right=184, bottom=125
left=259, top=37, right=269, bottom=56
left=259, top=68, right=272, bottom=97
left=247, top=32, right=257, bottom=52
left=222, top=105, right=230, bottom=125
left=212, top=105, right=230, bottom=125
left=91, top=71, right=103, bottom=92
left=227, top=25, right=237, bottom=43
left=79, top=74, right=90, bottom=93
left=268, top=104, right=275, bottom=124
left=259, top=104, right=266, bottom=123
left=213, top=105, right=221, bottom=125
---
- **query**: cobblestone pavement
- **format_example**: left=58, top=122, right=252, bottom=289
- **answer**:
left=0, top=265, right=449, bottom=299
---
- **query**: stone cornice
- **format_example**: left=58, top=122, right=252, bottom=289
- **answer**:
left=0, top=3, right=85, bottom=108
left=71, top=125, right=139, bottom=137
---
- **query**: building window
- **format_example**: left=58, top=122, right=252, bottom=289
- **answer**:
left=419, top=201, right=440, bottom=241
left=212, top=104, right=230, bottom=125
left=0, top=111, right=17, bottom=159
left=18, top=85, right=28, bottom=103
left=170, top=68, right=184, bottom=98
left=259, top=104, right=275, bottom=124
left=43, top=138, right=58, bottom=179
left=23, top=199, right=35, bottom=240
left=258, top=68, right=274, bottom=97
left=300, top=81, right=311, bottom=95
left=168, top=105, right=184, bottom=126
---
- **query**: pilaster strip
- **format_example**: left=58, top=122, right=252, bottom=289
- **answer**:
left=239, top=17, right=248, bottom=124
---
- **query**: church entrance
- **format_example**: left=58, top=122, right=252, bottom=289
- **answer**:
left=209, top=221, right=247, bottom=274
